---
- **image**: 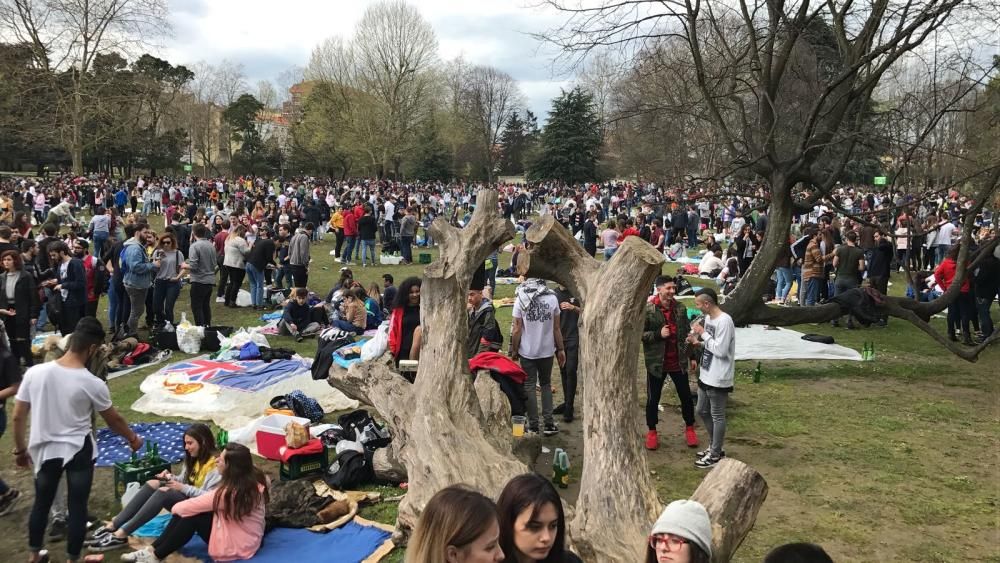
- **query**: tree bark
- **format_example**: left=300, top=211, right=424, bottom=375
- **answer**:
left=690, top=459, right=769, bottom=563
left=522, top=218, right=665, bottom=562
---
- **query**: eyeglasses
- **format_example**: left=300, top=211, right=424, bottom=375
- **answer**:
left=649, top=534, right=688, bottom=551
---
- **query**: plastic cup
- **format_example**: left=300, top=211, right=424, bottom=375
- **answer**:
left=511, top=416, right=526, bottom=437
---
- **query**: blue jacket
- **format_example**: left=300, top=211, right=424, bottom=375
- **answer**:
left=115, top=189, right=128, bottom=207
left=122, top=238, right=157, bottom=289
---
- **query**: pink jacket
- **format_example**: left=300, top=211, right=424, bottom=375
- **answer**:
left=172, top=486, right=266, bottom=561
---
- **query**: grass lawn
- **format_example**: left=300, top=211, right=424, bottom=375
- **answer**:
left=0, top=216, right=997, bottom=562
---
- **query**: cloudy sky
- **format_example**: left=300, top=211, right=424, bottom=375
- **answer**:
left=161, top=0, right=576, bottom=118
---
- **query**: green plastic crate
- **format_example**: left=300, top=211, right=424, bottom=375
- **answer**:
left=418, top=253, right=432, bottom=264
left=113, top=457, right=172, bottom=498
left=279, top=447, right=329, bottom=481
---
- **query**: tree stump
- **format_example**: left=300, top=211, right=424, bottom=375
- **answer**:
left=690, top=458, right=769, bottom=563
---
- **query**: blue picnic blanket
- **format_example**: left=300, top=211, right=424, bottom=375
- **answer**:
left=180, top=520, right=392, bottom=562
left=260, top=312, right=283, bottom=321
left=95, top=422, right=187, bottom=468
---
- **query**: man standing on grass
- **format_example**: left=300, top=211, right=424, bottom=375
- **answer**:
left=288, top=224, right=312, bottom=289
left=399, top=207, right=417, bottom=265
left=12, top=317, right=142, bottom=563
left=687, top=288, right=735, bottom=469
left=510, top=278, right=566, bottom=436
left=831, top=231, right=865, bottom=329
left=186, top=224, right=217, bottom=327
left=642, top=276, right=698, bottom=451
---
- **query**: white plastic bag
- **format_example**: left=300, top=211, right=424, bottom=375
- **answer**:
left=361, top=322, right=389, bottom=361
left=176, top=324, right=205, bottom=354
left=220, top=328, right=270, bottom=351
left=236, top=289, right=252, bottom=307
left=121, top=481, right=142, bottom=508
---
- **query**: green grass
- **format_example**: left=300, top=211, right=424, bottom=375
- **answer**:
left=0, top=216, right=998, bottom=562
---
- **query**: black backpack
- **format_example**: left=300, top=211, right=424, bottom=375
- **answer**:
left=324, top=449, right=375, bottom=490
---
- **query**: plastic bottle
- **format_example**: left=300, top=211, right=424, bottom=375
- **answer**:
left=217, top=429, right=229, bottom=447
left=179, top=312, right=191, bottom=328
left=552, top=448, right=570, bottom=489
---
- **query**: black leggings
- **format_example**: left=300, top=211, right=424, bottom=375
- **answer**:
left=646, top=370, right=696, bottom=429
left=490, top=372, right=528, bottom=417
left=559, top=345, right=579, bottom=413
left=225, top=266, right=245, bottom=306
left=29, top=437, right=94, bottom=560
left=153, top=512, right=213, bottom=560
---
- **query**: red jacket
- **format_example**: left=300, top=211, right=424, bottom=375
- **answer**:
left=342, top=211, right=359, bottom=236
left=934, top=258, right=970, bottom=293
left=469, top=352, right=527, bottom=384
left=388, top=307, right=403, bottom=357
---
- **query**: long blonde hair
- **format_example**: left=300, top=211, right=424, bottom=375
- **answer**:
left=406, top=485, right=498, bottom=563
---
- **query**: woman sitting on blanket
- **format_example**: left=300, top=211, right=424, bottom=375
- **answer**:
left=120, top=442, right=269, bottom=563
left=87, top=423, right=220, bottom=553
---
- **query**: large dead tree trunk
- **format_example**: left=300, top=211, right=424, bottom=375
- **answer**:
left=690, top=459, right=769, bottom=563
left=328, top=190, right=527, bottom=538
left=519, top=218, right=665, bottom=562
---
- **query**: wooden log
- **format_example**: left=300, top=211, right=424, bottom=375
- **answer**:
left=689, top=458, right=769, bottom=563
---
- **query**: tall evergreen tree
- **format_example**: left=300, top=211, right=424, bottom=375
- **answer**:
left=411, top=118, right=452, bottom=180
left=498, top=112, right=527, bottom=175
left=528, top=87, right=602, bottom=183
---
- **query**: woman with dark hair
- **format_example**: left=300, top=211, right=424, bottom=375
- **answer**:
left=388, top=276, right=422, bottom=364
left=88, top=423, right=219, bottom=552
left=12, top=211, right=33, bottom=240
left=0, top=249, right=39, bottom=366
left=496, top=473, right=582, bottom=563
left=406, top=485, right=504, bottom=563
left=121, top=442, right=268, bottom=563
left=645, top=500, right=713, bottom=563
left=151, top=232, right=186, bottom=327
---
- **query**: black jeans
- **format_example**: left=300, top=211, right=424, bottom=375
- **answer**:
left=113, top=279, right=131, bottom=331
left=290, top=264, right=308, bottom=288
left=30, top=437, right=94, bottom=560
left=216, top=256, right=229, bottom=298
left=646, top=370, right=696, bottom=429
left=489, top=372, right=528, bottom=417
left=400, top=235, right=414, bottom=263
left=190, top=282, right=214, bottom=326
left=153, top=512, right=213, bottom=560
left=153, top=279, right=182, bottom=325
left=225, top=266, right=245, bottom=306
left=334, top=228, right=344, bottom=257
left=559, top=344, right=579, bottom=414
left=59, top=302, right=84, bottom=336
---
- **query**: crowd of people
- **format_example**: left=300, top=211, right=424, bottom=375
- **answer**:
left=0, top=172, right=994, bottom=562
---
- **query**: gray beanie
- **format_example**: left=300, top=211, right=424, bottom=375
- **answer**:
left=650, top=500, right=713, bottom=557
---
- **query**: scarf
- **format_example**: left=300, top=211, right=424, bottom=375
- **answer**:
left=515, top=278, right=554, bottom=312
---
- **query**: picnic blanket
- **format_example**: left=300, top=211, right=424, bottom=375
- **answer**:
left=734, top=325, right=862, bottom=361
left=132, top=355, right=357, bottom=429
left=96, top=422, right=188, bottom=467
left=179, top=519, right=394, bottom=563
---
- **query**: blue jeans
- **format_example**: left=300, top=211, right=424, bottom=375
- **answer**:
left=935, top=245, right=949, bottom=265
left=246, top=263, right=264, bottom=307
left=107, top=282, right=118, bottom=328
left=603, top=247, right=617, bottom=261
left=274, top=265, right=290, bottom=289
left=92, top=231, right=109, bottom=259
left=775, top=267, right=793, bottom=300
left=152, top=279, right=181, bottom=326
left=805, top=277, right=822, bottom=306
left=361, top=239, right=376, bottom=265
left=342, top=236, right=357, bottom=263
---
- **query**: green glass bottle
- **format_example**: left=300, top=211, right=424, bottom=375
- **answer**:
left=753, top=361, right=762, bottom=383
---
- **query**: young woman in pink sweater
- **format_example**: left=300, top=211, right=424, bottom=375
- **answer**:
left=121, top=443, right=269, bottom=563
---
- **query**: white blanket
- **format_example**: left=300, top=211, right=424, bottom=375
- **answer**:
left=735, top=325, right=862, bottom=361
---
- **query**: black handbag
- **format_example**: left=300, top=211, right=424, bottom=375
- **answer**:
left=46, top=290, right=63, bottom=321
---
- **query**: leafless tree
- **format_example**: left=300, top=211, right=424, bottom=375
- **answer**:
left=459, top=65, right=523, bottom=181
left=0, top=0, right=171, bottom=174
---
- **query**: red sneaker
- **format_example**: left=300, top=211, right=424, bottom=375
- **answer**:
left=685, top=426, right=699, bottom=447
left=645, top=430, right=659, bottom=451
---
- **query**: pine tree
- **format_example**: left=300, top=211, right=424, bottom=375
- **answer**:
left=528, top=87, right=602, bottom=183
left=411, top=118, right=452, bottom=181
left=498, top=112, right=527, bottom=175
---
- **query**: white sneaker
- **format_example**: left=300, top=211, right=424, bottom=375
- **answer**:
left=121, top=547, right=159, bottom=562
left=215, top=297, right=225, bottom=303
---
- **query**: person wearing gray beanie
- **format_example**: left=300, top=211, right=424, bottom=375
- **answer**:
left=645, top=500, right=713, bottom=563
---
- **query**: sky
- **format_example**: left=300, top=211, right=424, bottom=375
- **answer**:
left=161, top=0, right=576, bottom=118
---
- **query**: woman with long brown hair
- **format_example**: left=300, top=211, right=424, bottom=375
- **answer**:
left=121, top=442, right=268, bottom=563
left=406, top=485, right=503, bottom=563
left=88, top=423, right=219, bottom=552
left=0, top=249, right=39, bottom=366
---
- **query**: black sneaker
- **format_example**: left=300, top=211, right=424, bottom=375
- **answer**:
left=0, top=489, right=20, bottom=516
left=694, top=453, right=721, bottom=469
left=88, top=533, right=128, bottom=552
left=553, top=403, right=566, bottom=415
left=84, top=526, right=114, bottom=546
left=527, top=424, right=540, bottom=435
left=543, top=423, right=559, bottom=436
left=694, top=448, right=725, bottom=459
left=49, top=516, right=67, bottom=541
left=563, top=408, right=574, bottom=423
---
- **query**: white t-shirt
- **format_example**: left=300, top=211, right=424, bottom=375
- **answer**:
left=698, top=312, right=736, bottom=389
left=512, top=292, right=560, bottom=360
left=935, top=222, right=956, bottom=247
left=384, top=200, right=395, bottom=222
left=15, top=361, right=112, bottom=474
